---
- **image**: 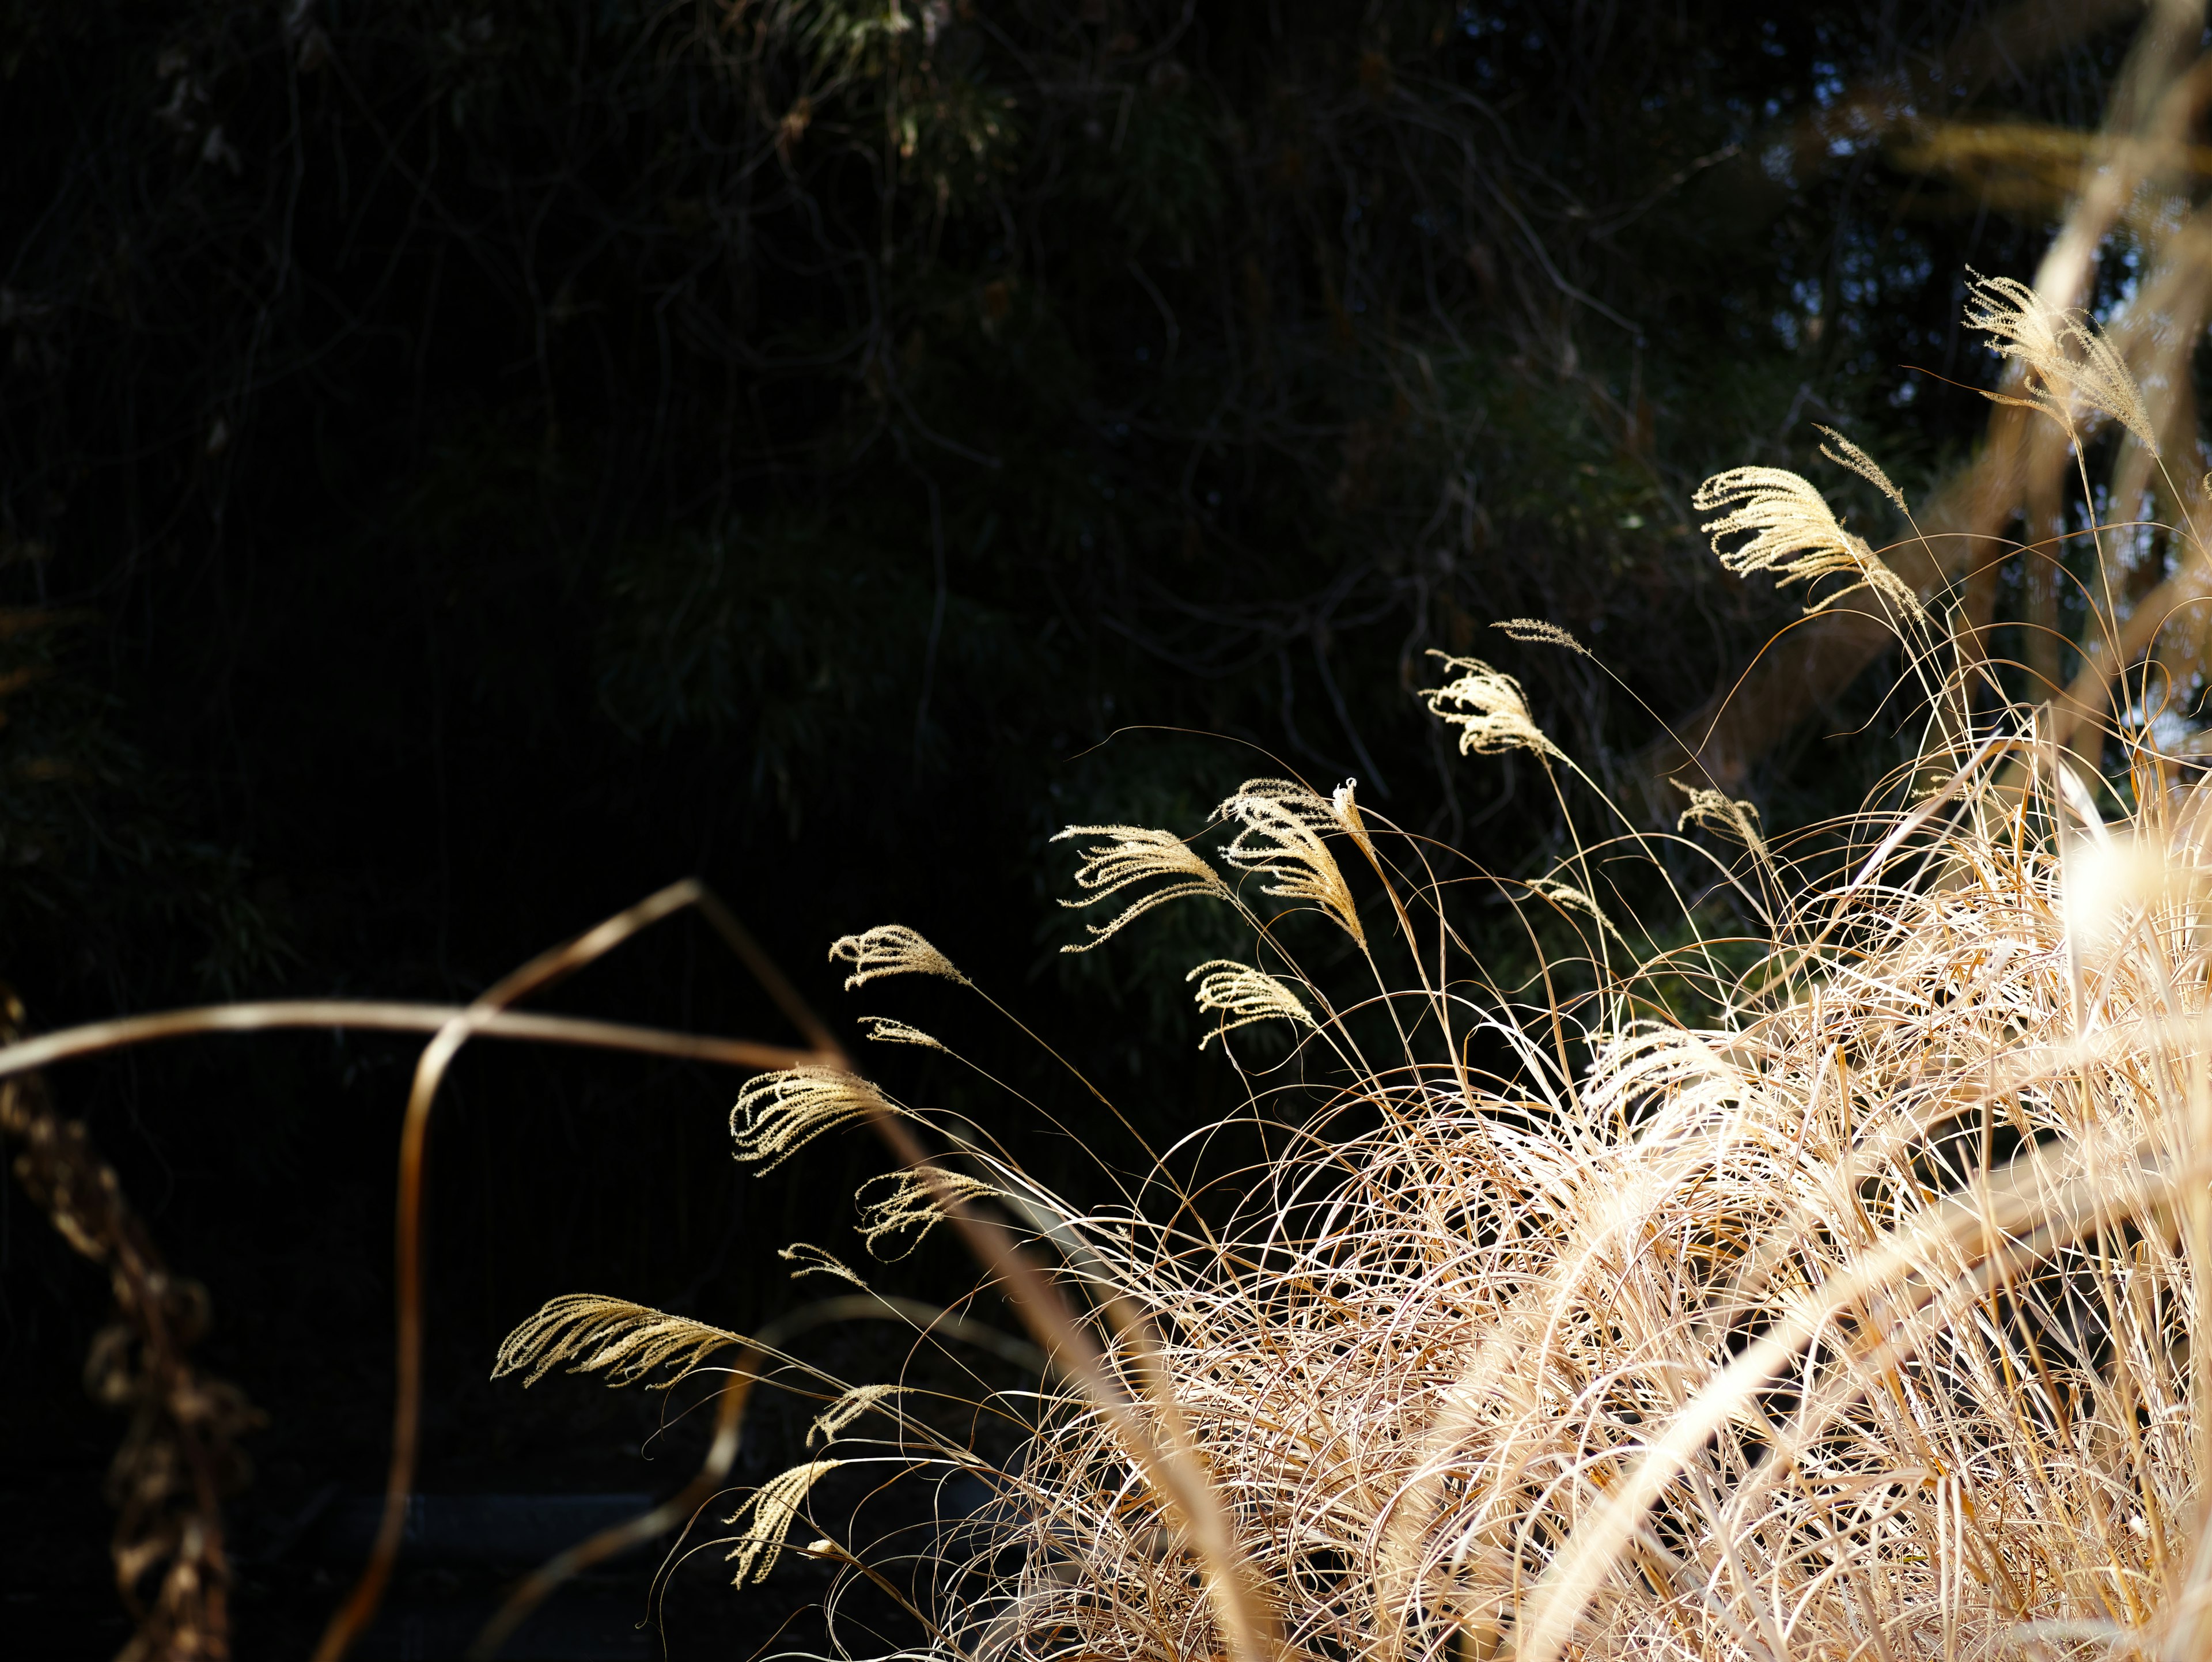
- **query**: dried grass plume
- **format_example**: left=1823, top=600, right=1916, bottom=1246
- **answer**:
left=1814, top=423, right=1910, bottom=512
left=1674, top=781, right=1768, bottom=858
left=491, top=1294, right=741, bottom=1389
left=861, top=1015, right=945, bottom=1050
left=725, top=1461, right=842, bottom=1585
left=828, top=925, right=969, bottom=990
left=1419, top=653, right=1563, bottom=757
left=1493, top=617, right=1591, bottom=655
left=1692, top=465, right=1925, bottom=619
left=1184, top=959, right=1318, bottom=1047
left=857, top=1165, right=1001, bottom=1255
left=1054, top=824, right=1231, bottom=951
left=1215, top=779, right=1368, bottom=947
left=806, top=1384, right=906, bottom=1448
left=1964, top=267, right=2157, bottom=453
left=731, top=1066, right=897, bottom=1169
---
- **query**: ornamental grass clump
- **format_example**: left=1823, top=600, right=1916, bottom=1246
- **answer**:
left=491, top=273, right=2212, bottom=1662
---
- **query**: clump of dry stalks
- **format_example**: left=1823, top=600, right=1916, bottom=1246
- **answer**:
left=493, top=264, right=2212, bottom=1662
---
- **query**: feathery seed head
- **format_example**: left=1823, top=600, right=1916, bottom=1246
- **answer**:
left=1523, top=876, right=1627, bottom=946
left=807, top=1383, right=907, bottom=1448
left=857, top=1165, right=1001, bottom=1256
left=491, top=1294, right=741, bottom=1389
left=1418, top=652, right=1562, bottom=758
left=1215, top=779, right=1366, bottom=947
left=725, top=1461, right=843, bottom=1585
left=861, top=1014, right=944, bottom=1050
left=1963, top=268, right=2157, bottom=453
left=1965, top=268, right=2067, bottom=376
left=1492, top=618, right=1591, bottom=656
left=1054, top=823, right=1231, bottom=952
left=777, top=1241, right=867, bottom=1286
left=1813, top=425, right=1909, bottom=513
left=1692, top=467, right=1926, bottom=619
left=828, top=924, right=967, bottom=990
left=1185, top=959, right=1317, bottom=1048
left=732, top=1066, right=896, bottom=1169
left=1674, top=781, right=1768, bottom=859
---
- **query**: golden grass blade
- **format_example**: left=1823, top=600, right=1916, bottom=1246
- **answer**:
left=1511, top=1138, right=2192, bottom=1662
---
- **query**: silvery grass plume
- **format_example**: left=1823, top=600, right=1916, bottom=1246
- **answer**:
left=1184, top=960, right=1316, bottom=1049
left=1675, top=781, right=1768, bottom=861
left=491, top=1295, right=741, bottom=1389
left=1419, top=652, right=1562, bottom=757
left=856, top=1165, right=1001, bottom=1255
left=830, top=923, right=969, bottom=989
left=730, top=1064, right=901, bottom=1169
left=1492, top=617, right=1591, bottom=656
left=807, top=1384, right=906, bottom=1449
left=1964, top=267, right=2158, bottom=454
left=494, top=304, right=2212, bottom=1662
left=1053, top=824, right=1232, bottom=951
left=726, top=1461, right=844, bottom=1585
left=1692, top=464, right=1925, bottom=620
left=1215, top=778, right=1369, bottom=948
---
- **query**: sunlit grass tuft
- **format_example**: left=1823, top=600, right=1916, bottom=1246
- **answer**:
left=496, top=270, right=2212, bottom=1662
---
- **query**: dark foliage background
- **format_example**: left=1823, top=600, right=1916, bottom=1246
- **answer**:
left=0, top=1, right=2146, bottom=1655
